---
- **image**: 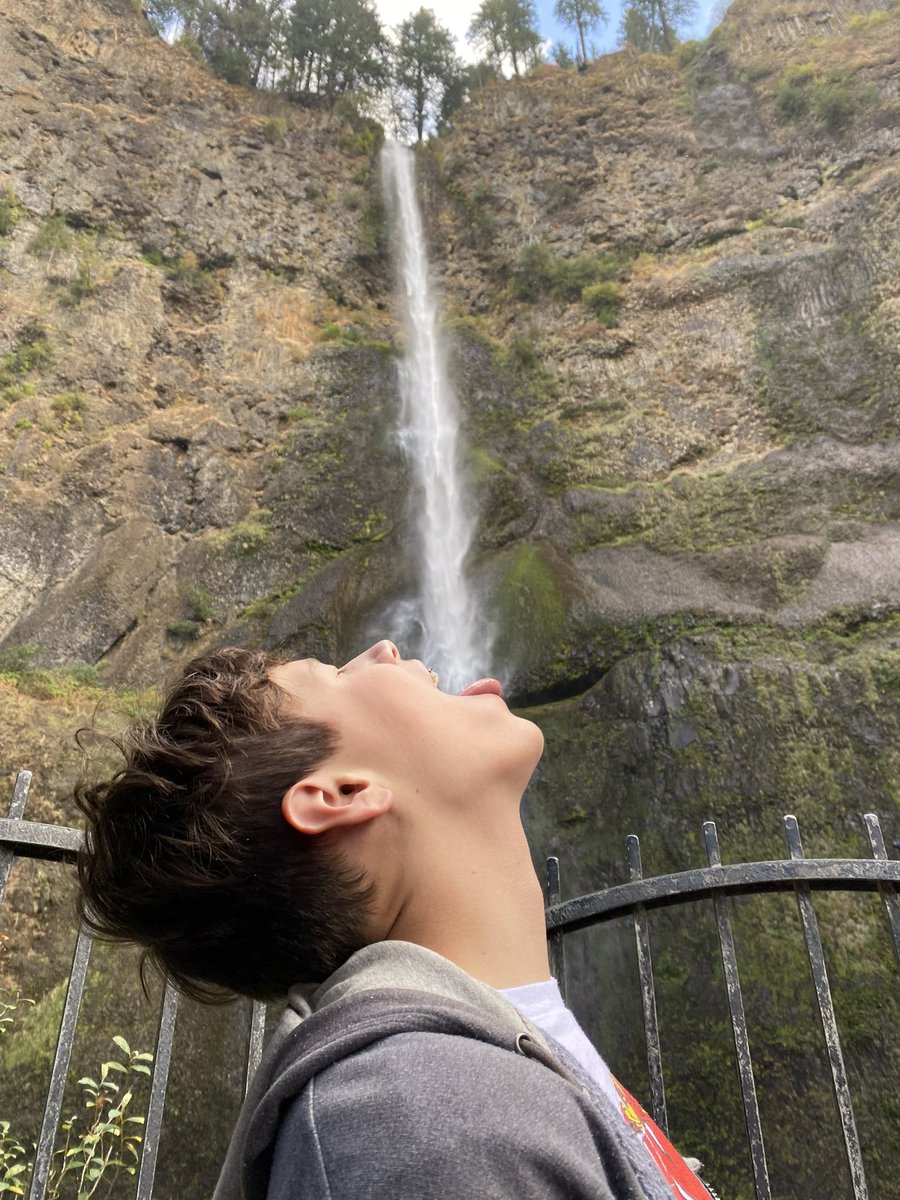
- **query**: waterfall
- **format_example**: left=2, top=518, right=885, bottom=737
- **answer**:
left=379, top=140, right=490, bottom=694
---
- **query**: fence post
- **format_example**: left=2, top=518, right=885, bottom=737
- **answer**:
left=0, top=771, right=32, bottom=906
left=862, top=813, right=900, bottom=969
left=704, top=822, right=770, bottom=1200
left=135, top=981, right=179, bottom=1200
left=784, top=815, right=868, bottom=1200
left=627, top=834, right=668, bottom=1136
left=546, top=856, right=568, bottom=1005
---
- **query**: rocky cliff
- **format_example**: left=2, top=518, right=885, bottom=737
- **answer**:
left=1, top=0, right=898, bottom=1197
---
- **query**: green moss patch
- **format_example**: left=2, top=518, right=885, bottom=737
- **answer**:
left=0, top=323, right=52, bottom=410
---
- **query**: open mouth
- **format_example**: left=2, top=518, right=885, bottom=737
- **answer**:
left=457, top=678, right=502, bottom=698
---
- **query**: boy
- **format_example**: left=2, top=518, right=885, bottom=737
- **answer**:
left=77, top=640, right=715, bottom=1199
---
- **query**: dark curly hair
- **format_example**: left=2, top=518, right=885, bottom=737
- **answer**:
left=75, top=647, right=374, bottom=1002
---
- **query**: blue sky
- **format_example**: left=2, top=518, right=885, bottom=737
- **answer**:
left=375, top=1, right=723, bottom=61
left=535, top=0, right=720, bottom=55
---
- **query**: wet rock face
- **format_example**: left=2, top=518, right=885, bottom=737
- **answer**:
left=523, top=628, right=900, bottom=1200
left=424, top=0, right=900, bottom=710
left=0, top=0, right=400, bottom=680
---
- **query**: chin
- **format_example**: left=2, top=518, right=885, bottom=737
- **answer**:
left=511, top=711, right=545, bottom=769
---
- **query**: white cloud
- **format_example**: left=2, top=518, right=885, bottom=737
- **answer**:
left=374, top=1, right=479, bottom=61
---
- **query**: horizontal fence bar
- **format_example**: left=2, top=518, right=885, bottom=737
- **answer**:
left=0, top=817, right=82, bottom=862
left=547, top=858, right=900, bottom=933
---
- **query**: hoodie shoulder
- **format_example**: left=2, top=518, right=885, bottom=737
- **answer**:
left=268, top=1029, right=638, bottom=1200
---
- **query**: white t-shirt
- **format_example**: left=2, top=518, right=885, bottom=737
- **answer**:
left=500, top=977, right=619, bottom=1109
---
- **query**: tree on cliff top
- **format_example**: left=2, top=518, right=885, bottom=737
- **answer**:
left=468, top=0, right=542, bottom=77
left=554, top=0, right=608, bottom=67
left=619, top=0, right=697, bottom=53
left=393, top=9, right=463, bottom=142
left=145, top=0, right=288, bottom=86
left=208, top=0, right=287, bottom=86
left=284, top=0, right=387, bottom=97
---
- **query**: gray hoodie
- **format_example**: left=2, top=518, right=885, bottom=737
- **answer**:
left=213, top=942, right=691, bottom=1200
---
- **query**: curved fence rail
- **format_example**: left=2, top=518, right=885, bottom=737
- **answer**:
left=2, top=769, right=899, bottom=1199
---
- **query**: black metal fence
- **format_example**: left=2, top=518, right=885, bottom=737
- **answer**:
left=2, top=768, right=899, bottom=1200
left=546, top=815, right=900, bottom=1200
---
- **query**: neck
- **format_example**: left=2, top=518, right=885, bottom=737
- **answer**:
left=383, top=819, right=552, bottom=990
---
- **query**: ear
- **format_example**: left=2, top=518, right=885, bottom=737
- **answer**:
left=281, top=775, right=393, bottom=837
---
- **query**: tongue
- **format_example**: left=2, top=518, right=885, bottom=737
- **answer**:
left=457, top=678, right=502, bottom=698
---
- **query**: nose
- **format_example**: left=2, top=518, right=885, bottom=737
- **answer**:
left=339, top=639, right=400, bottom=673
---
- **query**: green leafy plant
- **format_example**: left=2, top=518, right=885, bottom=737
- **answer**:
left=175, top=33, right=203, bottom=61
left=0, top=1121, right=29, bottom=1196
left=846, top=10, right=891, bottom=32
left=63, top=257, right=99, bottom=307
left=0, top=1035, right=153, bottom=1199
left=774, top=62, right=816, bottom=119
left=50, top=1037, right=152, bottom=1200
left=0, top=987, right=34, bottom=1040
left=0, top=644, right=40, bottom=675
left=0, top=647, right=103, bottom=700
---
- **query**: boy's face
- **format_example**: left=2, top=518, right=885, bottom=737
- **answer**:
left=271, top=640, right=544, bottom=809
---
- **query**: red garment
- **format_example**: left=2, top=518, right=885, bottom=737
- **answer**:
left=613, top=1078, right=713, bottom=1200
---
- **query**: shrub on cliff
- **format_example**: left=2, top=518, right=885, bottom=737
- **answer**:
left=0, top=189, right=22, bottom=238
left=0, top=323, right=52, bottom=408
left=512, top=244, right=630, bottom=314
left=775, top=64, right=873, bottom=132
left=582, top=281, right=623, bottom=326
left=811, top=70, right=866, bottom=133
left=775, top=63, right=817, bottom=119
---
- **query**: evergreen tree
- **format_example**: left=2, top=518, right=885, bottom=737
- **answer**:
left=283, top=0, right=330, bottom=91
left=285, top=0, right=387, bottom=98
left=619, top=0, right=696, bottom=53
left=393, top=9, right=463, bottom=142
left=145, top=0, right=288, bottom=86
left=206, top=0, right=287, bottom=86
left=467, top=0, right=542, bottom=77
left=553, top=0, right=607, bottom=67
